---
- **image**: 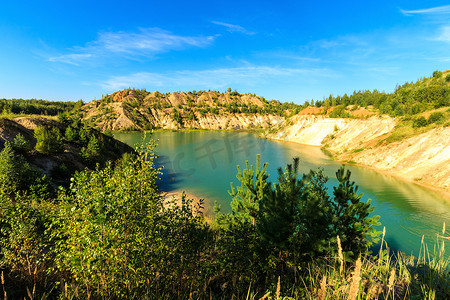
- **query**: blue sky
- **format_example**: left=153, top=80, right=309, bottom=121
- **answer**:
left=1, top=1, right=450, bottom=104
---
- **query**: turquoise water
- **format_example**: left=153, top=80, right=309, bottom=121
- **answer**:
left=115, top=131, right=450, bottom=257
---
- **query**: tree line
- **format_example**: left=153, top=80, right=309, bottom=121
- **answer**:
left=309, top=70, right=450, bottom=117
left=0, top=98, right=81, bottom=116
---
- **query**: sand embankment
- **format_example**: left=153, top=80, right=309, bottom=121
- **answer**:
left=268, top=115, right=450, bottom=195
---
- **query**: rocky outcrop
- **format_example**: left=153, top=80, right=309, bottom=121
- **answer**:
left=79, top=89, right=288, bottom=131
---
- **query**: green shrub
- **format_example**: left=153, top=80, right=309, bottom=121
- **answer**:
left=433, top=70, right=443, bottom=78
left=78, top=127, right=89, bottom=144
left=34, top=126, right=63, bottom=154
left=0, top=143, right=50, bottom=199
left=80, top=135, right=101, bottom=164
left=172, top=108, right=183, bottom=126
left=50, top=145, right=209, bottom=297
left=410, top=102, right=425, bottom=115
left=329, top=105, right=350, bottom=118
left=428, top=112, right=445, bottom=124
left=413, top=116, right=428, bottom=128
left=0, top=193, right=55, bottom=298
left=11, top=133, right=31, bottom=154
left=64, top=125, right=78, bottom=141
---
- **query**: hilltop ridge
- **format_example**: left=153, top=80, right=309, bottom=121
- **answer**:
left=78, top=89, right=298, bottom=131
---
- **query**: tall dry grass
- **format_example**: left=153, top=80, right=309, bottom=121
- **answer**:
left=300, top=223, right=450, bottom=300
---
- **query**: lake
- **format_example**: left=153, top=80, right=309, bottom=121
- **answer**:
left=115, top=131, right=450, bottom=257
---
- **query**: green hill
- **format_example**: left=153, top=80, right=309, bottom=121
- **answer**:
left=309, top=70, right=450, bottom=117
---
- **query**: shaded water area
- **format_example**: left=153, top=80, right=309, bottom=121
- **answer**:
left=115, top=131, right=450, bottom=257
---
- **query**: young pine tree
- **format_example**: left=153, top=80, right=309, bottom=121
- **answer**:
left=34, top=126, right=63, bottom=154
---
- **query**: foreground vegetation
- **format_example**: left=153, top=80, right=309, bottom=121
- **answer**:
left=0, top=133, right=449, bottom=299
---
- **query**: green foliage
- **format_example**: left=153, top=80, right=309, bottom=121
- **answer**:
left=80, top=135, right=101, bottom=165
left=152, top=102, right=162, bottom=109
left=11, top=133, right=31, bottom=154
left=428, top=111, right=445, bottom=124
left=185, top=108, right=197, bottom=121
left=413, top=116, right=428, bottom=128
left=78, top=127, right=89, bottom=144
left=0, top=194, right=56, bottom=299
left=411, top=102, right=425, bottom=114
left=0, top=143, right=51, bottom=199
left=64, top=125, right=78, bottom=141
left=216, top=156, right=380, bottom=287
left=308, top=71, right=450, bottom=116
left=172, top=108, right=183, bottom=126
left=0, top=98, right=75, bottom=116
left=0, top=143, right=26, bottom=196
left=230, top=89, right=240, bottom=96
left=57, top=112, right=70, bottom=124
left=329, top=105, right=350, bottom=118
left=0, top=137, right=449, bottom=298
left=103, top=129, right=114, bottom=137
left=73, top=99, right=84, bottom=111
left=48, top=144, right=210, bottom=297
left=34, top=126, right=63, bottom=154
left=433, top=70, right=443, bottom=78
left=330, top=167, right=380, bottom=254
left=228, top=155, right=270, bottom=227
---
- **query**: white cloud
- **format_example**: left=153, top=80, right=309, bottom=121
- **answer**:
left=48, top=28, right=216, bottom=65
left=48, top=53, right=93, bottom=65
left=436, top=26, right=450, bottom=42
left=400, top=5, right=450, bottom=16
left=100, top=66, right=333, bottom=91
left=211, top=21, right=255, bottom=35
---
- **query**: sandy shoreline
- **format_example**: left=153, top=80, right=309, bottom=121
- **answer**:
left=162, top=189, right=215, bottom=218
left=266, top=136, right=450, bottom=201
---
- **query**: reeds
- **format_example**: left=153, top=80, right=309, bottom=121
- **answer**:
left=303, top=223, right=450, bottom=300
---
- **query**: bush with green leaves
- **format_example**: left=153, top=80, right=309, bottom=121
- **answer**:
left=49, top=144, right=210, bottom=298
left=80, top=135, right=101, bottom=164
left=0, top=194, right=56, bottom=299
left=329, top=105, right=350, bottom=118
left=64, top=125, right=78, bottom=141
left=413, top=116, right=428, bottom=128
left=0, top=143, right=51, bottom=199
left=428, top=111, right=445, bottom=124
left=11, top=133, right=31, bottom=154
left=172, top=108, right=183, bottom=126
left=433, top=70, right=443, bottom=78
left=34, top=126, right=63, bottom=154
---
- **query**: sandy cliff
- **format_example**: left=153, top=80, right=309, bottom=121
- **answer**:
left=269, top=115, right=450, bottom=193
left=80, top=89, right=287, bottom=131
